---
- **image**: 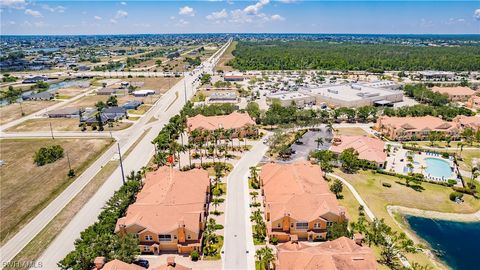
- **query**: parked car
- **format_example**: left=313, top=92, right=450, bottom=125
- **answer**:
left=133, top=259, right=149, bottom=269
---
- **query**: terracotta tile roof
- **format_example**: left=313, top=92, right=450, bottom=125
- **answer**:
left=330, top=135, right=386, bottom=163
left=186, top=112, right=255, bottom=131
left=261, top=161, right=345, bottom=222
left=377, top=116, right=456, bottom=132
left=115, top=167, right=210, bottom=235
left=432, top=86, right=476, bottom=96
left=276, top=237, right=378, bottom=270
left=453, top=115, right=480, bottom=130
left=100, top=259, right=144, bottom=270
left=154, top=256, right=192, bottom=270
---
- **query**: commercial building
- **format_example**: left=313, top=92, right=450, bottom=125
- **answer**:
left=275, top=236, right=377, bottom=270
left=359, top=80, right=401, bottom=90
left=115, top=167, right=211, bottom=255
left=431, top=86, right=476, bottom=101
left=206, top=92, right=239, bottom=104
left=132, top=89, right=156, bottom=97
left=300, top=83, right=403, bottom=108
left=374, top=115, right=460, bottom=141
left=224, top=72, right=244, bottom=82
left=418, top=71, right=455, bottom=81
left=266, top=91, right=316, bottom=108
left=329, top=135, right=387, bottom=168
left=186, top=112, right=256, bottom=136
left=260, top=161, right=347, bottom=242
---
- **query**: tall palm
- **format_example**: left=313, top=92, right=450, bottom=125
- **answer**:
left=326, top=122, right=334, bottom=135
left=249, top=166, right=258, bottom=181
left=211, top=198, right=221, bottom=212
left=315, top=137, right=324, bottom=149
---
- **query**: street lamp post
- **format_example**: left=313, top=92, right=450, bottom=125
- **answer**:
left=117, top=143, right=126, bottom=184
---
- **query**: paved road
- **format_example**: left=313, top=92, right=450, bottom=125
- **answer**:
left=222, top=136, right=269, bottom=270
left=0, top=39, right=231, bottom=268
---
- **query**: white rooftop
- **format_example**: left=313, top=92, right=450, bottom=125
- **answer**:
left=300, top=83, right=398, bottom=102
left=266, top=91, right=311, bottom=101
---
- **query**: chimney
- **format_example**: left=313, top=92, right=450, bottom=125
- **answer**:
left=167, top=256, right=176, bottom=267
left=93, top=257, right=105, bottom=270
left=353, top=233, right=364, bottom=246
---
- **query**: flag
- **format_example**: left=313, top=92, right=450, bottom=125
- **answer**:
left=167, top=155, right=174, bottom=165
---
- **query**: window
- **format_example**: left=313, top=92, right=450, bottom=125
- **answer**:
left=143, top=246, right=150, bottom=252
left=187, top=235, right=191, bottom=240
left=173, top=235, right=177, bottom=239
left=296, top=222, right=308, bottom=230
left=277, top=223, right=281, bottom=228
left=326, top=221, right=334, bottom=227
left=314, top=223, right=321, bottom=229
left=158, top=234, right=171, bottom=242
left=145, top=235, right=153, bottom=241
left=290, top=223, right=294, bottom=228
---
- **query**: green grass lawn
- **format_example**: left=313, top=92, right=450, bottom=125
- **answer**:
left=333, top=169, right=480, bottom=268
left=128, top=104, right=152, bottom=115
left=203, top=235, right=224, bottom=260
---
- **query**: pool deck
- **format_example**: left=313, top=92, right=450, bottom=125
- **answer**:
left=385, top=146, right=460, bottom=184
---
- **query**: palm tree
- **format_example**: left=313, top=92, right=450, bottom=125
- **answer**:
left=419, top=165, right=426, bottom=175
left=256, top=247, right=274, bottom=270
left=249, top=166, right=258, bottom=181
left=211, top=198, right=221, bottom=212
left=315, top=137, right=324, bottom=149
left=326, top=122, right=334, bottom=135
left=250, top=191, right=258, bottom=204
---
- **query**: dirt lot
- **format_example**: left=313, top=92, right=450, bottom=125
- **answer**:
left=6, top=118, right=132, bottom=132
left=120, top=77, right=181, bottom=93
left=0, top=138, right=113, bottom=243
left=0, top=101, right=59, bottom=125
left=335, top=127, right=372, bottom=137
left=55, top=87, right=88, bottom=99
left=215, top=41, right=237, bottom=72
left=67, top=93, right=161, bottom=108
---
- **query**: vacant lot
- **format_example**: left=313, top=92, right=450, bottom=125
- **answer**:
left=335, top=127, right=371, bottom=137
left=67, top=93, right=162, bottom=108
left=128, top=104, right=152, bottom=115
left=55, top=87, right=88, bottom=99
left=0, top=101, right=58, bottom=125
left=0, top=138, right=113, bottom=243
left=5, top=118, right=132, bottom=132
left=334, top=169, right=480, bottom=268
left=121, top=77, right=181, bottom=93
left=215, top=41, right=237, bottom=72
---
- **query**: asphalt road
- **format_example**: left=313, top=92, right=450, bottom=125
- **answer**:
left=222, top=136, right=269, bottom=270
left=0, top=39, right=231, bottom=268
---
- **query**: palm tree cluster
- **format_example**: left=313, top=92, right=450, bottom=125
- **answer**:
left=250, top=209, right=266, bottom=244
left=202, top=218, right=222, bottom=257
left=255, top=246, right=274, bottom=270
left=249, top=166, right=260, bottom=189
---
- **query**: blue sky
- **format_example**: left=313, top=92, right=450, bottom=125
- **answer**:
left=1, top=0, right=479, bottom=35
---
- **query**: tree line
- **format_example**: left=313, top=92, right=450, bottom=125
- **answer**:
left=228, top=41, right=480, bottom=71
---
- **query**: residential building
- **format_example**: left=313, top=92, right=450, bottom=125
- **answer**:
left=260, top=161, right=348, bottom=242
left=329, top=135, right=387, bottom=168
left=431, top=86, right=476, bottom=101
left=115, top=167, right=211, bottom=254
left=103, top=107, right=128, bottom=121
left=374, top=115, right=459, bottom=141
left=266, top=91, right=316, bottom=108
left=96, top=88, right=118, bottom=95
left=155, top=257, right=192, bottom=270
left=466, top=95, right=480, bottom=110
left=24, top=91, right=54, bottom=101
left=47, top=107, right=80, bottom=118
left=22, top=76, right=48, bottom=84
left=275, top=236, right=377, bottom=270
left=93, top=257, right=143, bottom=270
left=299, top=83, right=403, bottom=108
left=122, top=100, right=143, bottom=110
left=186, top=112, right=256, bottom=137
left=452, top=115, right=480, bottom=131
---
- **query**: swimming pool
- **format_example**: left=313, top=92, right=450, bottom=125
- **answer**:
left=424, top=158, right=453, bottom=179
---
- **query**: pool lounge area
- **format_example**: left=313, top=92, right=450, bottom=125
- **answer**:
left=386, top=146, right=460, bottom=184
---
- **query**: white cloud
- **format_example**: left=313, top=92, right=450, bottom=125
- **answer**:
left=170, top=16, right=176, bottom=20
left=134, top=23, right=151, bottom=27
left=94, top=15, right=102, bottom=20
left=110, top=18, right=118, bottom=24
left=9, top=20, right=15, bottom=24
left=24, top=9, right=42, bottom=18
left=42, top=5, right=66, bottom=13
left=244, top=0, right=269, bottom=15
left=179, top=6, right=195, bottom=16
left=475, top=9, right=480, bottom=21
left=446, top=17, right=465, bottom=25
left=176, top=18, right=189, bottom=26
left=278, top=0, right=298, bottom=3
left=115, top=9, right=128, bottom=19
left=206, top=9, right=228, bottom=20
left=271, top=14, right=285, bottom=21
left=120, top=1, right=127, bottom=5
left=0, top=0, right=25, bottom=9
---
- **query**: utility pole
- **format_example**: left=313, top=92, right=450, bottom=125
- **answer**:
left=183, top=65, right=188, bottom=105
left=117, top=143, right=126, bottom=184
left=66, top=151, right=72, bottom=171
left=49, top=122, right=54, bottom=140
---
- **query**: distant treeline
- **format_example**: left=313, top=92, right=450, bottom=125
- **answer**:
left=227, top=41, right=480, bottom=71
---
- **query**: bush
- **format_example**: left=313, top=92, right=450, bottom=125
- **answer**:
left=269, top=236, right=279, bottom=245
left=190, top=250, right=199, bottom=261
left=447, top=179, right=457, bottom=186
left=449, top=191, right=463, bottom=201
left=33, top=145, right=64, bottom=166
left=214, top=224, right=224, bottom=230
left=382, top=182, right=392, bottom=188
